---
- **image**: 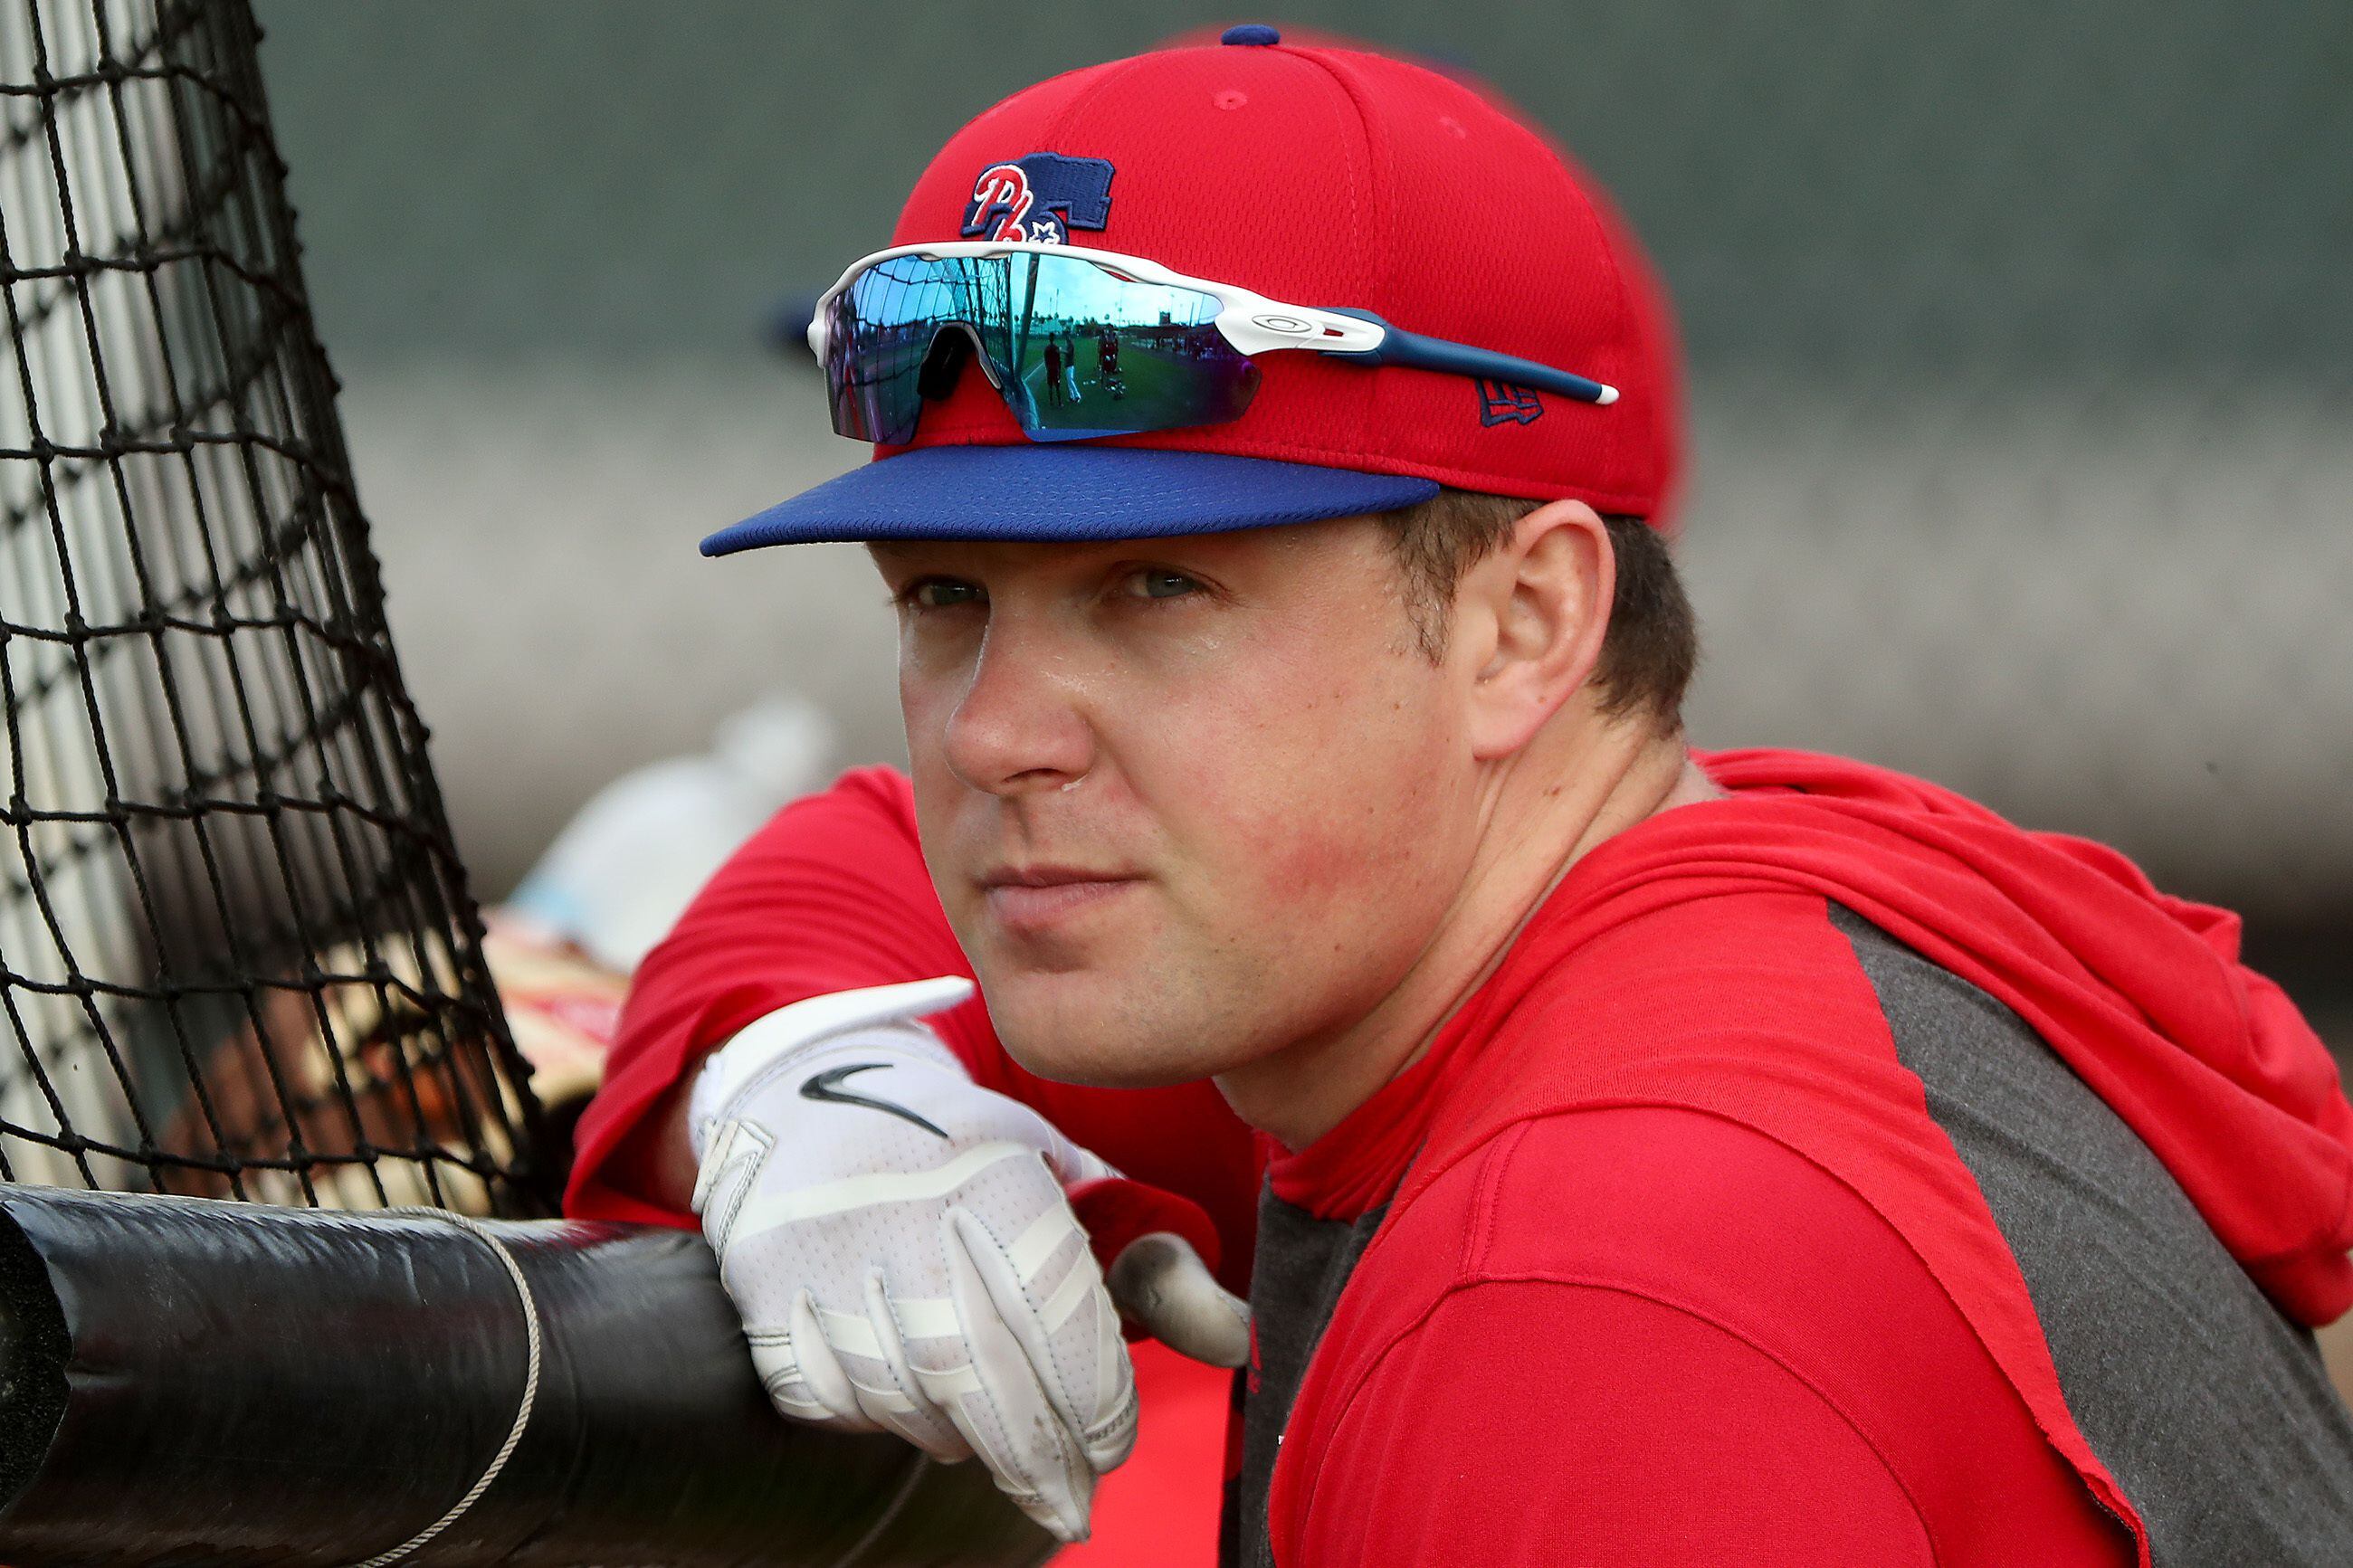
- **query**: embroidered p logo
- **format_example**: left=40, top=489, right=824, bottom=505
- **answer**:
left=962, top=153, right=1117, bottom=244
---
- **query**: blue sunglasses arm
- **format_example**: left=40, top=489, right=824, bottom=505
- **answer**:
left=1322, top=309, right=1618, bottom=405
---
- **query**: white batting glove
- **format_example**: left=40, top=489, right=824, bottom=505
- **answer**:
left=688, top=976, right=1247, bottom=1544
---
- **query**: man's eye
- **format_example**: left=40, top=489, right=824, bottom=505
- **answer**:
left=1125, top=568, right=1201, bottom=602
left=903, top=579, right=984, bottom=611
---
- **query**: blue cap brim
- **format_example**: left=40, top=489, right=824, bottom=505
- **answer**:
left=700, top=445, right=1441, bottom=555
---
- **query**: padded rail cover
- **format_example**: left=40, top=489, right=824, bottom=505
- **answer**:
left=0, top=1188, right=1051, bottom=1567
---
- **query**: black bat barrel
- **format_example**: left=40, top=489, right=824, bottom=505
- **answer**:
left=0, top=1188, right=1051, bottom=1567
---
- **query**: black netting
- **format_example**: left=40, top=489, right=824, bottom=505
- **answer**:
left=0, top=0, right=548, bottom=1214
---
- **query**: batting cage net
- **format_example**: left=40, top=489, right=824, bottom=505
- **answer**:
left=0, top=0, right=547, bottom=1215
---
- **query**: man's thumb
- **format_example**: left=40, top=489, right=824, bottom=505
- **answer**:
left=1105, top=1231, right=1251, bottom=1369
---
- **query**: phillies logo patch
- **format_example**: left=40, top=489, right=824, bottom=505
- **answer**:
left=962, top=152, right=1115, bottom=244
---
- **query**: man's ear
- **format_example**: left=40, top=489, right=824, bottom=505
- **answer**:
left=1457, top=499, right=1613, bottom=760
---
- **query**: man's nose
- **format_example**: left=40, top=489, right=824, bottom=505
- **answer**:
left=939, top=615, right=1098, bottom=796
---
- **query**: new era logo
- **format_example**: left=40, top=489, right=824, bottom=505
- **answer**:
left=1476, top=379, right=1543, bottom=425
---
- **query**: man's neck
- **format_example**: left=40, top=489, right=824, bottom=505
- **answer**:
left=1215, top=721, right=1717, bottom=1151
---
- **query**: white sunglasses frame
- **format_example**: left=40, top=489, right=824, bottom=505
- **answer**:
left=806, top=239, right=1619, bottom=407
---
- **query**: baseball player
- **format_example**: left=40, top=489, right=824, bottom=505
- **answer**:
left=1096, top=322, right=1122, bottom=399
left=569, top=27, right=2353, bottom=1565
left=1043, top=335, right=1066, bottom=408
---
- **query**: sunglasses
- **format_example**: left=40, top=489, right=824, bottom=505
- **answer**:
left=807, top=241, right=1618, bottom=445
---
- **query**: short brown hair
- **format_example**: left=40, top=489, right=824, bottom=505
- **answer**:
left=1375, top=489, right=1699, bottom=727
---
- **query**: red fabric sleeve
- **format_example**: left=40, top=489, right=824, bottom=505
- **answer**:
left=562, top=766, right=1262, bottom=1290
left=1295, top=1279, right=1938, bottom=1567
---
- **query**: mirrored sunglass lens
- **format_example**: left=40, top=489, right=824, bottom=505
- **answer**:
left=824, top=287, right=911, bottom=443
left=825, top=252, right=1260, bottom=442
left=1000, top=256, right=1260, bottom=442
left=827, top=255, right=1015, bottom=442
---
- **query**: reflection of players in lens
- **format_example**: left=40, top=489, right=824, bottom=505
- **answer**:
left=1062, top=331, right=1081, bottom=402
left=1097, top=323, right=1123, bottom=399
left=1042, top=337, right=1064, bottom=406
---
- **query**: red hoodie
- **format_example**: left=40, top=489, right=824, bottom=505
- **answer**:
left=1640, top=750, right=2353, bottom=1321
left=1260, top=749, right=2353, bottom=1565
left=569, top=751, right=2353, bottom=1566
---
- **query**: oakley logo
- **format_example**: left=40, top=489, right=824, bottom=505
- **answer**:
left=800, top=1062, right=950, bottom=1140
left=1476, top=379, right=1544, bottom=425
left=962, top=153, right=1116, bottom=245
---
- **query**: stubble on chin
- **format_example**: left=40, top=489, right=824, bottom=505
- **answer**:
left=977, top=958, right=1231, bottom=1090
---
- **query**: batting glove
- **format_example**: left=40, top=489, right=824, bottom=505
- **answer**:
left=689, top=976, right=1248, bottom=1544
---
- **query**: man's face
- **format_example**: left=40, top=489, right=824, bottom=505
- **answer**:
left=870, top=516, right=1486, bottom=1089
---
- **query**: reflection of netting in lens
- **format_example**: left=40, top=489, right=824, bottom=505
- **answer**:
left=0, top=0, right=546, bottom=1213
left=832, top=252, right=1030, bottom=441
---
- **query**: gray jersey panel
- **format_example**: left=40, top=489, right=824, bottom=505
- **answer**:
left=1830, top=903, right=2353, bottom=1565
left=1230, top=1191, right=1387, bottom=1568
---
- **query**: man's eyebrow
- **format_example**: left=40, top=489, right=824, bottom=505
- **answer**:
left=863, top=541, right=935, bottom=569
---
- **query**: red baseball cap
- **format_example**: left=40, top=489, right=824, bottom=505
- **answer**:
left=706, top=24, right=1683, bottom=554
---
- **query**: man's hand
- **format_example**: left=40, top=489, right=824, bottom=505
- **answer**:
left=688, top=976, right=1246, bottom=1543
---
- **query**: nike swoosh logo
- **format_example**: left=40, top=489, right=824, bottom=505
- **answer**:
left=800, top=1063, right=950, bottom=1140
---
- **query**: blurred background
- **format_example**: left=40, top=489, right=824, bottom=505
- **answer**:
left=0, top=7, right=2336, bottom=1553
left=246, top=5, right=2348, bottom=1026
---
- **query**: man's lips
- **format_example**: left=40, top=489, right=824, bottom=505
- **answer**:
left=976, top=865, right=1143, bottom=931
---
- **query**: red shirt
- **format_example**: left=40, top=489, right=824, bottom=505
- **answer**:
left=569, top=755, right=2353, bottom=1566
left=1262, top=902, right=2132, bottom=1565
